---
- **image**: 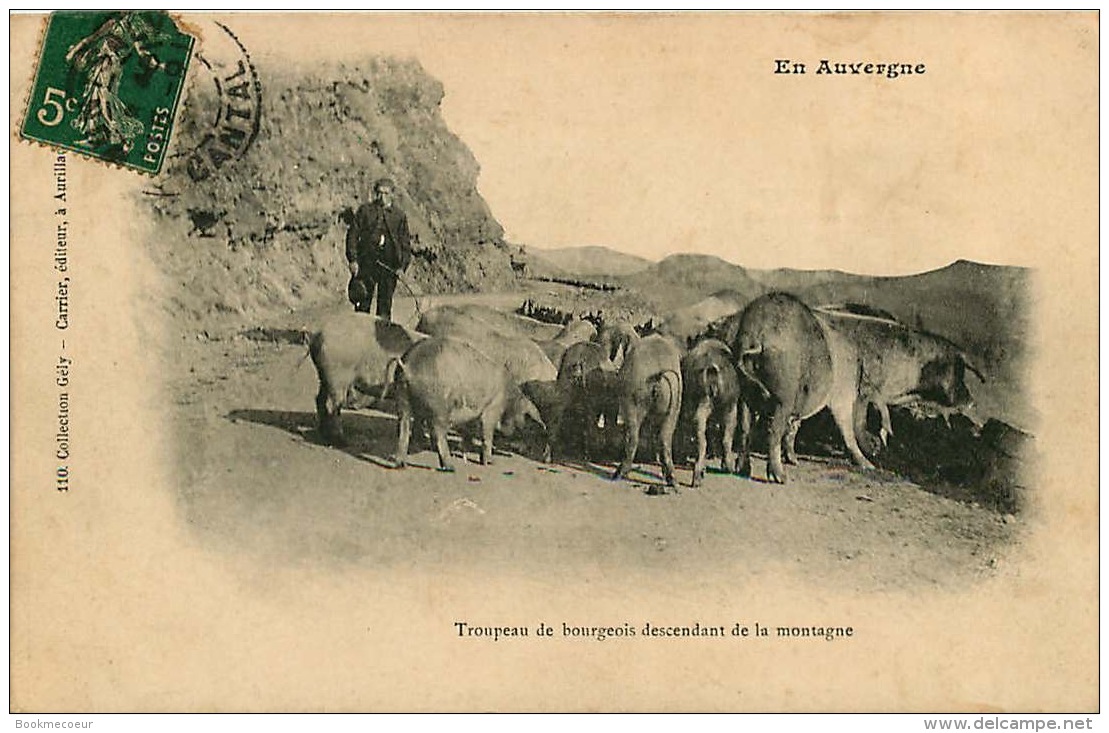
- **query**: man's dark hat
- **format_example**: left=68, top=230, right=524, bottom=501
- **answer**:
left=373, top=177, right=396, bottom=192
left=348, top=276, right=369, bottom=305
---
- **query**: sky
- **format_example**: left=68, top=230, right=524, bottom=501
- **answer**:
left=245, top=12, right=1095, bottom=275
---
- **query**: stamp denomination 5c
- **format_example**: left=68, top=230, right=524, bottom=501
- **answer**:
left=20, top=11, right=194, bottom=174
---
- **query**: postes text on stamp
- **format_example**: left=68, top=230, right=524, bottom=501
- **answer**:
left=21, top=11, right=194, bottom=175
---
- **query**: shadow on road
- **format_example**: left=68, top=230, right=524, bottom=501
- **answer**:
left=228, top=407, right=400, bottom=466
left=226, top=407, right=549, bottom=470
left=551, top=457, right=681, bottom=494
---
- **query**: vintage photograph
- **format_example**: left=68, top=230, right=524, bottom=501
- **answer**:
left=9, top=11, right=1098, bottom=713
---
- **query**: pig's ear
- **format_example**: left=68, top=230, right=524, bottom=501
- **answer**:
left=523, top=397, right=546, bottom=430
left=521, top=381, right=553, bottom=411
left=961, top=354, right=986, bottom=383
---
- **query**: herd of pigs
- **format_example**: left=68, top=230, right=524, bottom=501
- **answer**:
left=307, top=292, right=983, bottom=495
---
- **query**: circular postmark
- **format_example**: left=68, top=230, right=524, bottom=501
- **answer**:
left=171, top=20, right=262, bottom=182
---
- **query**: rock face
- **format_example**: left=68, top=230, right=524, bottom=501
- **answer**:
left=143, top=58, right=518, bottom=326
left=977, top=418, right=1034, bottom=513
left=858, top=405, right=1033, bottom=514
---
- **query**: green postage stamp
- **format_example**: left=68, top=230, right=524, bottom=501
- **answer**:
left=20, top=11, right=194, bottom=174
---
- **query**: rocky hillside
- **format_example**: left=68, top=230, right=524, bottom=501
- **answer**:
left=142, top=57, right=519, bottom=327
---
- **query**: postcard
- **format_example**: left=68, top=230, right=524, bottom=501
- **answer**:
left=9, top=11, right=1098, bottom=712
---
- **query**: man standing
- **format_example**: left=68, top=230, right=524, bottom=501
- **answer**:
left=345, top=177, right=412, bottom=320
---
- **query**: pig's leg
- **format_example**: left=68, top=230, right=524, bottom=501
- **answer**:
left=480, top=410, right=497, bottom=466
left=783, top=415, right=801, bottom=465
left=658, top=402, right=680, bottom=493
left=736, top=399, right=753, bottom=478
left=766, top=403, right=790, bottom=484
left=720, top=399, right=738, bottom=475
left=612, top=406, right=641, bottom=481
left=878, top=402, right=893, bottom=447
left=432, top=419, right=455, bottom=472
left=399, top=414, right=416, bottom=465
left=829, top=394, right=875, bottom=471
left=317, top=380, right=346, bottom=447
left=691, top=398, right=711, bottom=488
left=395, top=397, right=412, bottom=469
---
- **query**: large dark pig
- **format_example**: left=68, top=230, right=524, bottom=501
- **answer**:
left=386, top=337, right=544, bottom=471
left=680, top=338, right=741, bottom=488
left=520, top=341, right=619, bottom=463
left=309, top=313, right=425, bottom=446
left=558, top=341, right=620, bottom=460
left=812, top=307, right=985, bottom=451
left=611, top=334, right=684, bottom=493
left=519, top=379, right=565, bottom=463
left=731, top=292, right=868, bottom=484
left=732, top=292, right=983, bottom=484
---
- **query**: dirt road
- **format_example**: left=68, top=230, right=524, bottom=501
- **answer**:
left=166, top=294, right=1018, bottom=593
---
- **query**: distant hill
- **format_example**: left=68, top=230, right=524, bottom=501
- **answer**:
left=620, top=254, right=766, bottom=312
left=746, top=266, right=866, bottom=291
left=528, top=246, right=653, bottom=277
left=518, top=247, right=569, bottom=279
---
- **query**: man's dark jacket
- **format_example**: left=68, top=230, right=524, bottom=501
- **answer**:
left=345, top=201, right=412, bottom=272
